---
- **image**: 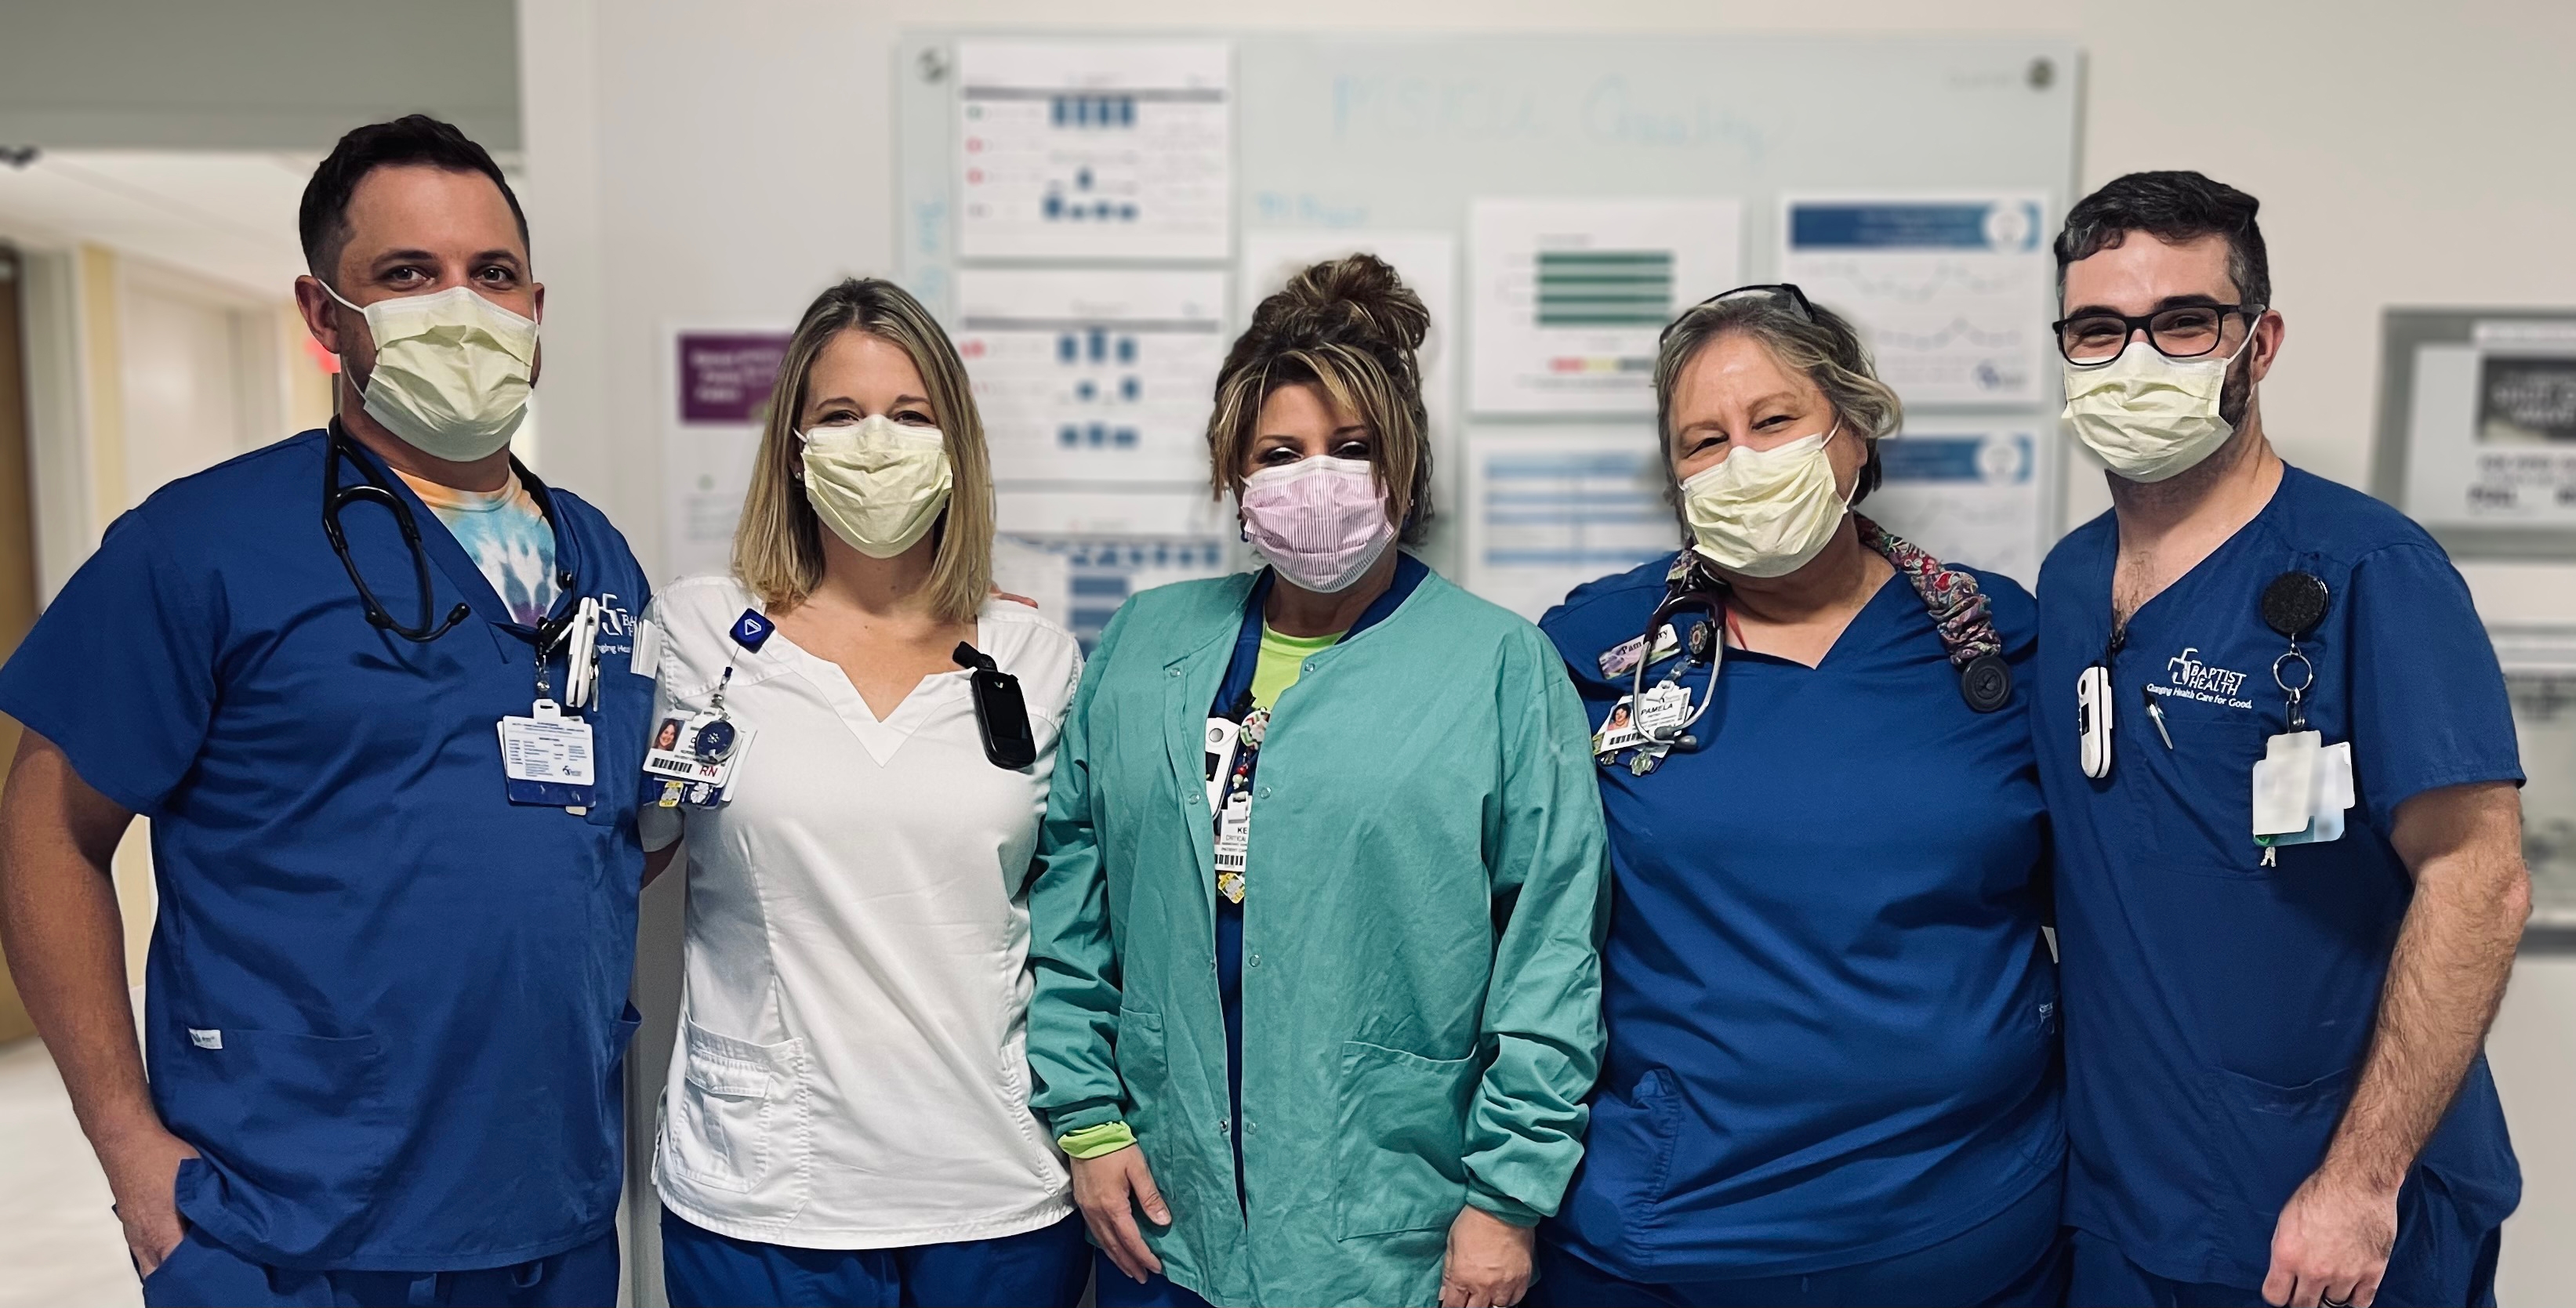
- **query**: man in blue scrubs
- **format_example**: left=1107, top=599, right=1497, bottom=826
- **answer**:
left=0, top=117, right=655, bottom=1306
left=2034, top=172, right=2529, bottom=1308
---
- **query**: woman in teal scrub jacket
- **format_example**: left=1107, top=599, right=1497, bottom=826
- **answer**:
left=1025, top=255, right=1610, bottom=1308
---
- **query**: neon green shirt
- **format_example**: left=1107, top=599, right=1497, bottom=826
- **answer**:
left=1250, top=625, right=1342, bottom=712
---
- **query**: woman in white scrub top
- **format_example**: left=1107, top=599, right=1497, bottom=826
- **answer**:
left=637, top=278, right=1089, bottom=1308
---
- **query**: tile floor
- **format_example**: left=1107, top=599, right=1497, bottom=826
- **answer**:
left=0, top=1036, right=139, bottom=1308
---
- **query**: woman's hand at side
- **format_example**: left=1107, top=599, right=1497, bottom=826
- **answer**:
left=1071, top=1144, right=1170, bottom=1284
left=1440, top=1204, right=1535, bottom=1308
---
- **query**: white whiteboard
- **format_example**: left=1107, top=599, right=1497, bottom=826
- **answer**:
left=898, top=31, right=2080, bottom=625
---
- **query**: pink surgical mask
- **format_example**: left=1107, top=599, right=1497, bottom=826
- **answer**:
left=1238, top=456, right=1396, bottom=594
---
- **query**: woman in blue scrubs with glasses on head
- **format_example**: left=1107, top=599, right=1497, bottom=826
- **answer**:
left=1533, top=285, right=2066, bottom=1307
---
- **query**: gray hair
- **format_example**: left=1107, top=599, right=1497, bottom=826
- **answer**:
left=1652, top=290, right=1902, bottom=507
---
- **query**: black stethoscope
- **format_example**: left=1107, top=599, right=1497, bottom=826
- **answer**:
left=1628, top=585, right=1724, bottom=754
left=319, top=421, right=582, bottom=656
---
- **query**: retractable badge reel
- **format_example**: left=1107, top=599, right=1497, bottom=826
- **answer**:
left=644, top=610, right=765, bottom=810
left=2249, top=571, right=2353, bottom=865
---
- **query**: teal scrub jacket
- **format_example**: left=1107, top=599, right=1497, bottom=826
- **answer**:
left=1027, top=567, right=1611, bottom=1308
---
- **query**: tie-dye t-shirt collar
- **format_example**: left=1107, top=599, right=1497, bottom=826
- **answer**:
left=394, top=470, right=563, bottom=627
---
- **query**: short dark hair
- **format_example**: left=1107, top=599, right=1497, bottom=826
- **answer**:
left=2055, top=171, right=2269, bottom=310
left=299, top=114, right=528, bottom=283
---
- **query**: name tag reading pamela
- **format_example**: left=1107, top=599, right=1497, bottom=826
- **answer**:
left=499, top=700, right=597, bottom=808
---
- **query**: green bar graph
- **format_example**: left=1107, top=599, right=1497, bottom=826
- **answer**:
left=1537, top=250, right=1674, bottom=327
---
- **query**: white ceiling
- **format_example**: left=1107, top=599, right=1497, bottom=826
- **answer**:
left=0, top=150, right=319, bottom=298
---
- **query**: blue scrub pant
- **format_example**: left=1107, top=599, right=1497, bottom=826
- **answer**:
left=140, top=1225, right=617, bottom=1307
left=660, top=1207, right=1089, bottom=1308
left=1531, top=1175, right=2067, bottom=1308
left=1092, top=1250, right=1215, bottom=1308
left=2065, top=1205, right=2501, bottom=1308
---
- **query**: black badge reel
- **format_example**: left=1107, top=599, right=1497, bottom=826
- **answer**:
left=2262, top=571, right=2330, bottom=641
left=955, top=643, right=1037, bottom=770
left=2261, top=571, right=2330, bottom=730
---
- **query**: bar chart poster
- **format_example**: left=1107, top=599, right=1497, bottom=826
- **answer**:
left=1468, top=198, right=1741, bottom=415
left=956, top=41, right=1232, bottom=260
left=1779, top=195, right=2050, bottom=407
left=953, top=267, right=1228, bottom=487
left=996, top=535, right=1239, bottom=652
left=1462, top=426, right=1678, bottom=621
left=1864, top=425, right=2044, bottom=585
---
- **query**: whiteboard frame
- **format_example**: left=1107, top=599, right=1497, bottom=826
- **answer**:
left=896, top=29, right=2083, bottom=583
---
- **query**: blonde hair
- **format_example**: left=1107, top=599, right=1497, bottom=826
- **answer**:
left=1206, top=254, right=1434, bottom=545
left=1654, top=290, right=1903, bottom=507
left=732, top=278, right=994, bottom=623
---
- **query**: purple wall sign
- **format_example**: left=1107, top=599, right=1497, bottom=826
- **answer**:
left=677, top=332, right=793, bottom=424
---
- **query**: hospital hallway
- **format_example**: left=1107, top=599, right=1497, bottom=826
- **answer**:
left=0, top=1037, right=135, bottom=1308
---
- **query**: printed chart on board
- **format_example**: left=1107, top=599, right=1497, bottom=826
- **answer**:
left=1239, top=230, right=1459, bottom=434
left=1462, top=426, right=1677, bottom=621
left=1779, top=195, right=2051, bottom=408
left=1862, top=422, right=2045, bottom=586
left=995, top=535, right=1240, bottom=653
left=662, top=330, right=792, bottom=582
left=956, top=41, right=1232, bottom=261
left=1468, top=200, right=1743, bottom=415
left=952, top=266, right=1228, bottom=487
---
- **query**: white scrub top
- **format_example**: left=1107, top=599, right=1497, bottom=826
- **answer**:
left=641, top=575, right=1083, bottom=1248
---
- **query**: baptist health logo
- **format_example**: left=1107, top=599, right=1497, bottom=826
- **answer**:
left=2165, top=647, right=2249, bottom=698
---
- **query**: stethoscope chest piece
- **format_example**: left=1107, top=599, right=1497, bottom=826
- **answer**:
left=1960, top=653, right=2013, bottom=713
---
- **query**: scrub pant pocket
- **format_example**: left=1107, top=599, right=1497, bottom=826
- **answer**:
left=141, top=1228, right=619, bottom=1308
left=141, top=1225, right=323, bottom=1308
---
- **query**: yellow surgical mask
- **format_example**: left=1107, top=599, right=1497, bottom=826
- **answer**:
left=800, top=415, right=954, bottom=558
left=2059, top=332, right=2254, bottom=483
left=1679, top=420, right=1852, bottom=578
left=325, top=283, right=539, bottom=462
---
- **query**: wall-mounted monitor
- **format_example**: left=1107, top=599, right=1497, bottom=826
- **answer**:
left=2375, top=308, right=2576, bottom=560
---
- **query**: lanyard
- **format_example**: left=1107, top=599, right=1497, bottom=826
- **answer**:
left=1202, top=556, right=1428, bottom=902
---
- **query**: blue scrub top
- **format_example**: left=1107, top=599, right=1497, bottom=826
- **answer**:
left=2033, top=466, right=2523, bottom=1288
left=1539, top=557, right=2062, bottom=1280
left=0, top=429, right=656, bottom=1272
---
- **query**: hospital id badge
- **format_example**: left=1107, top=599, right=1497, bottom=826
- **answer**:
left=1593, top=694, right=1649, bottom=759
left=1214, top=792, right=1250, bottom=903
left=645, top=719, right=750, bottom=808
left=2261, top=739, right=2355, bottom=857
left=2251, top=730, right=2321, bottom=837
left=1635, top=681, right=1692, bottom=736
left=499, top=699, right=597, bottom=809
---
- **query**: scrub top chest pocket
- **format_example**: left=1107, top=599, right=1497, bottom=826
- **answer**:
left=2118, top=625, right=2341, bottom=877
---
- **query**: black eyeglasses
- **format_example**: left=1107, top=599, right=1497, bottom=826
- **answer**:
left=1663, top=283, right=1816, bottom=342
left=2054, top=303, right=2262, bottom=366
